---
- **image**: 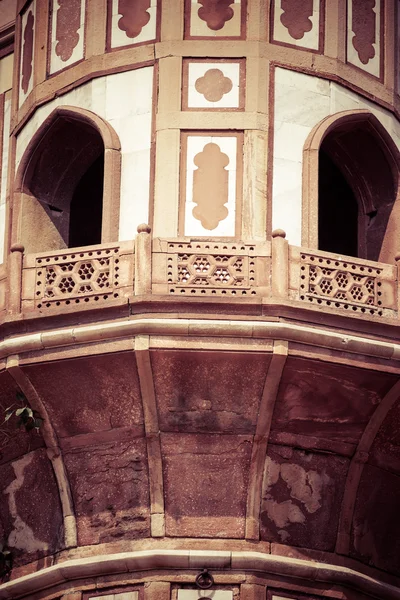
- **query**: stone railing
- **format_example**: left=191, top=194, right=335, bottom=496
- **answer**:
left=4, top=227, right=399, bottom=321
left=152, top=239, right=270, bottom=297
left=20, top=240, right=134, bottom=312
left=288, top=243, right=398, bottom=319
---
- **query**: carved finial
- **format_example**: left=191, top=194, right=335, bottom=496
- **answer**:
left=10, top=243, right=25, bottom=253
left=271, top=229, right=286, bottom=239
left=137, top=223, right=151, bottom=234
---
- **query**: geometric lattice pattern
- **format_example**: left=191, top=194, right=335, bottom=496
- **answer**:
left=299, top=253, right=383, bottom=316
left=35, top=247, right=120, bottom=309
left=167, top=241, right=258, bottom=297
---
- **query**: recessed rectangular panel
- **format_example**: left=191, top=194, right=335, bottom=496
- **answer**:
left=185, top=0, right=245, bottom=39
left=19, top=0, right=36, bottom=107
left=181, top=132, right=243, bottom=237
left=108, top=0, right=158, bottom=49
left=183, top=59, right=244, bottom=110
left=271, top=0, right=323, bottom=52
left=347, top=0, right=382, bottom=78
left=48, top=0, right=86, bottom=74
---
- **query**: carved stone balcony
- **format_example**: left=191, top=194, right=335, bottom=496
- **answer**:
left=1, top=228, right=398, bottom=326
left=20, top=240, right=134, bottom=313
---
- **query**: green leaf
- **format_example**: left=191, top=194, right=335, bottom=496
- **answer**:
left=16, top=392, right=26, bottom=403
left=4, top=411, right=14, bottom=422
left=15, top=408, right=25, bottom=416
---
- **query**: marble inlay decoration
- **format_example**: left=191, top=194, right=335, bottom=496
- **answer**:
left=49, top=0, right=86, bottom=74
left=271, top=0, right=321, bottom=51
left=55, top=0, right=82, bottom=61
left=117, top=0, right=151, bottom=38
left=109, top=0, right=157, bottom=48
left=187, top=0, right=243, bottom=38
left=185, top=60, right=242, bottom=109
left=183, top=134, right=240, bottom=236
left=195, top=68, right=233, bottom=102
left=347, top=0, right=381, bottom=77
left=351, top=0, right=376, bottom=64
left=193, top=142, right=230, bottom=230
left=197, top=0, right=235, bottom=30
left=21, top=9, right=34, bottom=94
left=280, top=0, right=313, bottom=40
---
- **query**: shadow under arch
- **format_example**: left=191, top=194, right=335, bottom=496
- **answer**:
left=302, top=109, right=400, bottom=263
left=14, top=106, right=121, bottom=254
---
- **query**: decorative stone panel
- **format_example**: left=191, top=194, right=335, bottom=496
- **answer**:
left=180, top=133, right=243, bottom=237
left=183, top=59, right=244, bottom=110
left=107, top=0, right=158, bottom=49
left=152, top=239, right=270, bottom=297
left=48, top=0, right=86, bottom=74
left=185, top=0, right=245, bottom=39
left=271, top=0, right=323, bottom=52
left=22, top=241, right=134, bottom=311
left=347, top=0, right=382, bottom=78
left=19, top=0, right=36, bottom=107
left=293, top=250, right=397, bottom=317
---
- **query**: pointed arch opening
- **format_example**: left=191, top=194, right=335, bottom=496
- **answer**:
left=14, top=106, right=121, bottom=254
left=303, top=110, right=400, bottom=263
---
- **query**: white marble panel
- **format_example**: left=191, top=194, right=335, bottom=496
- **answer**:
left=1, top=96, right=11, bottom=207
left=110, top=0, right=157, bottom=48
left=15, top=67, right=154, bottom=242
left=0, top=203, right=6, bottom=262
left=397, top=0, right=400, bottom=96
left=272, top=157, right=302, bottom=245
left=19, top=0, right=36, bottom=107
left=91, top=77, right=107, bottom=115
left=184, top=135, right=237, bottom=237
left=274, top=69, right=330, bottom=127
left=49, top=0, right=86, bottom=74
left=273, top=0, right=320, bottom=50
left=119, top=149, right=151, bottom=240
left=272, top=68, right=400, bottom=246
left=187, top=61, right=240, bottom=108
left=105, top=67, right=153, bottom=120
left=178, top=591, right=232, bottom=600
left=347, top=0, right=381, bottom=77
left=274, top=121, right=311, bottom=162
left=109, top=113, right=152, bottom=153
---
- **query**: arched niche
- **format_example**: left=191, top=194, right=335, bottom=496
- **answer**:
left=302, top=110, right=400, bottom=263
left=14, top=106, right=121, bottom=254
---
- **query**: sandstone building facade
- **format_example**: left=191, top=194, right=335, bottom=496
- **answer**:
left=0, top=1, right=400, bottom=599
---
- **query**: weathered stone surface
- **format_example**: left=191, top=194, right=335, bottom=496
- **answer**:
left=351, top=464, right=400, bottom=574
left=64, top=439, right=150, bottom=545
left=260, top=445, right=348, bottom=551
left=23, top=352, right=143, bottom=438
left=0, top=371, right=44, bottom=466
left=152, top=350, right=270, bottom=434
left=369, top=397, right=400, bottom=474
left=0, top=448, right=63, bottom=565
left=271, top=358, right=396, bottom=444
left=162, top=433, right=252, bottom=537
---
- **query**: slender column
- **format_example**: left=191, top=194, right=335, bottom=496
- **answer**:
left=8, top=243, right=24, bottom=314
left=135, top=224, right=152, bottom=296
left=271, top=229, right=288, bottom=299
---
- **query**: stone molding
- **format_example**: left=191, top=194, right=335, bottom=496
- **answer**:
left=1, top=316, right=400, bottom=363
left=1, top=549, right=400, bottom=600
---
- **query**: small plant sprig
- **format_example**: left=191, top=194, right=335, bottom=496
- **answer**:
left=0, top=542, right=12, bottom=581
left=4, top=392, right=44, bottom=433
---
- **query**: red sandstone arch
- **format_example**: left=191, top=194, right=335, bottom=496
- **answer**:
left=302, top=110, right=400, bottom=263
left=13, top=106, right=121, bottom=253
